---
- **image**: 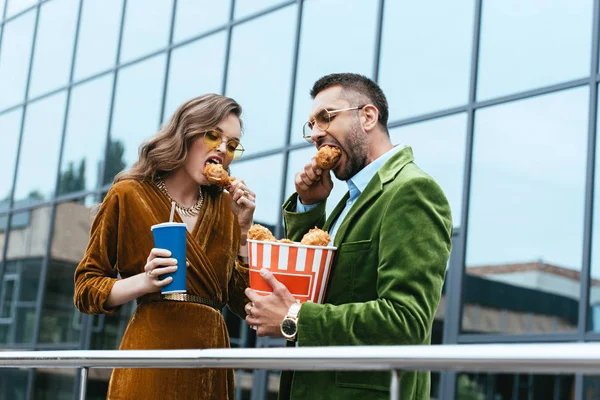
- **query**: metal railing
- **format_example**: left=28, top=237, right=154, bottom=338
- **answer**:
left=2, top=343, right=600, bottom=400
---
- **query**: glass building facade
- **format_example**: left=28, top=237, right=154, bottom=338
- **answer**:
left=0, top=0, right=599, bottom=398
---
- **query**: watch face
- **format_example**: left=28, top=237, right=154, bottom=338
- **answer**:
left=281, top=318, right=297, bottom=337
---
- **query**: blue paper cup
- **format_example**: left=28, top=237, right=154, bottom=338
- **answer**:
left=151, top=222, right=187, bottom=294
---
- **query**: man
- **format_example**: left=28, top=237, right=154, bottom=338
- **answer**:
left=244, top=73, right=452, bottom=399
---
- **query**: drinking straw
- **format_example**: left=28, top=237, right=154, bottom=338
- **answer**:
left=169, top=201, right=176, bottom=222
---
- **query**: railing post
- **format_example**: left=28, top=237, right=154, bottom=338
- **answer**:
left=78, top=367, right=88, bottom=400
left=390, top=370, right=401, bottom=400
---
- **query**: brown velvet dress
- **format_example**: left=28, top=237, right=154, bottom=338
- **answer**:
left=74, top=180, right=249, bottom=400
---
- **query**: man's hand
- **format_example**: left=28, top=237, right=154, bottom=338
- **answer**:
left=295, top=158, right=333, bottom=205
left=244, top=268, right=298, bottom=337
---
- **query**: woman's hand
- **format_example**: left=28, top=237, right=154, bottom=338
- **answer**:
left=142, top=248, right=179, bottom=293
left=228, top=179, right=256, bottom=233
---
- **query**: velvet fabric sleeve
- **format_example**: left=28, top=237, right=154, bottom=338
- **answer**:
left=282, top=193, right=327, bottom=241
left=73, top=189, right=122, bottom=315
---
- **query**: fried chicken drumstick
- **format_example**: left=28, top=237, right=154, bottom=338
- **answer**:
left=315, top=145, right=341, bottom=170
left=204, top=164, right=235, bottom=187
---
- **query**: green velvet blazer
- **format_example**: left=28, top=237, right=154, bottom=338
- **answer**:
left=278, top=146, right=453, bottom=400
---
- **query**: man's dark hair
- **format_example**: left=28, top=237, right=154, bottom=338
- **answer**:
left=310, top=73, right=389, bottom=131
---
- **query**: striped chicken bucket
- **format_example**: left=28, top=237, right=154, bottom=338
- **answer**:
left=248, top=239, right=337, bottom=303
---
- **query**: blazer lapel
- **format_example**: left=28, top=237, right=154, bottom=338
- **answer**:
left=323, top=192, right=349, bottom=232
left=332, top=146, right=415, bottom=246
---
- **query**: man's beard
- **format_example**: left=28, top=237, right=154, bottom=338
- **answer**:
left=335, top=123, right=368, bottom=181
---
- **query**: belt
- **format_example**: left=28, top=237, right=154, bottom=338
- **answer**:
left=137, top=293, right=222, bottom=311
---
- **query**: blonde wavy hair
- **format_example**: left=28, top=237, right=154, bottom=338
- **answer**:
left=114, top=94, right=242, bottom=184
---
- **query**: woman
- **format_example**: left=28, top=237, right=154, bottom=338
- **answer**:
left=74, top=94, right=255, bottom=399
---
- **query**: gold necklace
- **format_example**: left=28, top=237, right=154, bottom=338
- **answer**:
left=154, top=177, right=204, bottom=217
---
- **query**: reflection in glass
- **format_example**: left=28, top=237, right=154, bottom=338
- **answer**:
left=456, top=373, right=573, bottom=399
left=28, top=0, right=79, bottom=98
left=226, top=5, right=296, bottom=156
left=39, top=197, right=96, bottom=344
left=584, top=377, right=600, bottom=398
left=286, top=146, right=347, bottom=218
left=164, top=34, right=226, bottom=119
left=464, top=88, right=588, bottom=334
left=229, top=154, right=283, bottom=229
left=173, top=0, right=229, bottom=43
left=119, top=0, right=173, bottom=63
left=0, top=369, right=28, bottom=399
left=290, top=0, right=378, bottom=145
left=0, top=10, right=36, bottom=110
left=34, top=370, right=76, bottom=399
left=0, top=108, right=22, bottom=211
left=234, top=0, right=284, bottom=19
left=389, top=114, right=466, bottom=226
left=0, top=207, right=51, bottom=345
left=4, top=0, right=36, bottom=18
left=0, top=213, right=6, bottom=263
left=90, top=304, right=135, bottom=351
left=477, top=0, right=592, bottom=100
left=589, top=90, right=600, bottom=332
left=379, top=1, right=474, bottom=120
left=59, top=75, right=113, bottom=195
left=13, top=92, right=67, bottom=203
left=73, top=0, right=122, bottom=81
left=107, top=55, right=165, bottom=184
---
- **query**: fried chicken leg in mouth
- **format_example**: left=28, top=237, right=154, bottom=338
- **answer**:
left=203, top=163, right=235, bottom=187
left=315, top=145, right=342, bottom=170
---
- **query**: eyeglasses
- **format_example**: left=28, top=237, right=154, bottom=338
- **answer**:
left=302, top=105, right=366, bottom=144
left=202, top=130, right=245, bottom=160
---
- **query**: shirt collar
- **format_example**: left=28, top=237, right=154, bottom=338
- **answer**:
left=347, top=144, right=405, bottom=197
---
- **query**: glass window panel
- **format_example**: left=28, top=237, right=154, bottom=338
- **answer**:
left=34, top=370, right=76, bottom=400
left=28, top=0, right=79, bottom=98
left=477, top=0, right=592, bottom=100
left=379, top=1, right=474, bottom=120
left=456, top=373, right=573, bottom=400
left=234, top=0, right=285, bottom=19
left=0, top=0, right=6, bottom=20
left=164, top=33, right=226, bottom=119
left=106, top=55, right=165, bottom=184
left=286, top=146, right=347, bottom=218
left=91, top=302, right=135, bottom=350
left=290, top=0, right=378, bottom=146
left=589, top=90, right=600, bottom=332
left=173, top=0, right=229, bottom=43
left=0, top=369, right=28, bottom=400
left=0, top=10, right=36, bottom=110
left=0, top=213, right=6, bottom=263
left=5, top=0, right=36, bottom=18
left=59, top=75, right=113, bottom=195
left=0, top=276, right=16, bottom=318
left=390, top=114, right=466, bottom=227
left=13, top=92, right=67, bottom=203
left=584, top=377, right=600, bottom=398
left=73, top=0, right=122, bottom=81
left=1, top=208, right=50, bottom=345
left=229, top=154, right=284, bottom=229
left=463, top=88, right=588, bottom=334
left=119, top=0, right=173, bottom=63
left=0, top=108, right=22, bottom=211
left=226, top=5, right=296, bottom=156
left=39, top=196, right=95, bottom=344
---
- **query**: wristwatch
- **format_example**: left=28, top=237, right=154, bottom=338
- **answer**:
left=280, top=302, right=301, bottom=342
